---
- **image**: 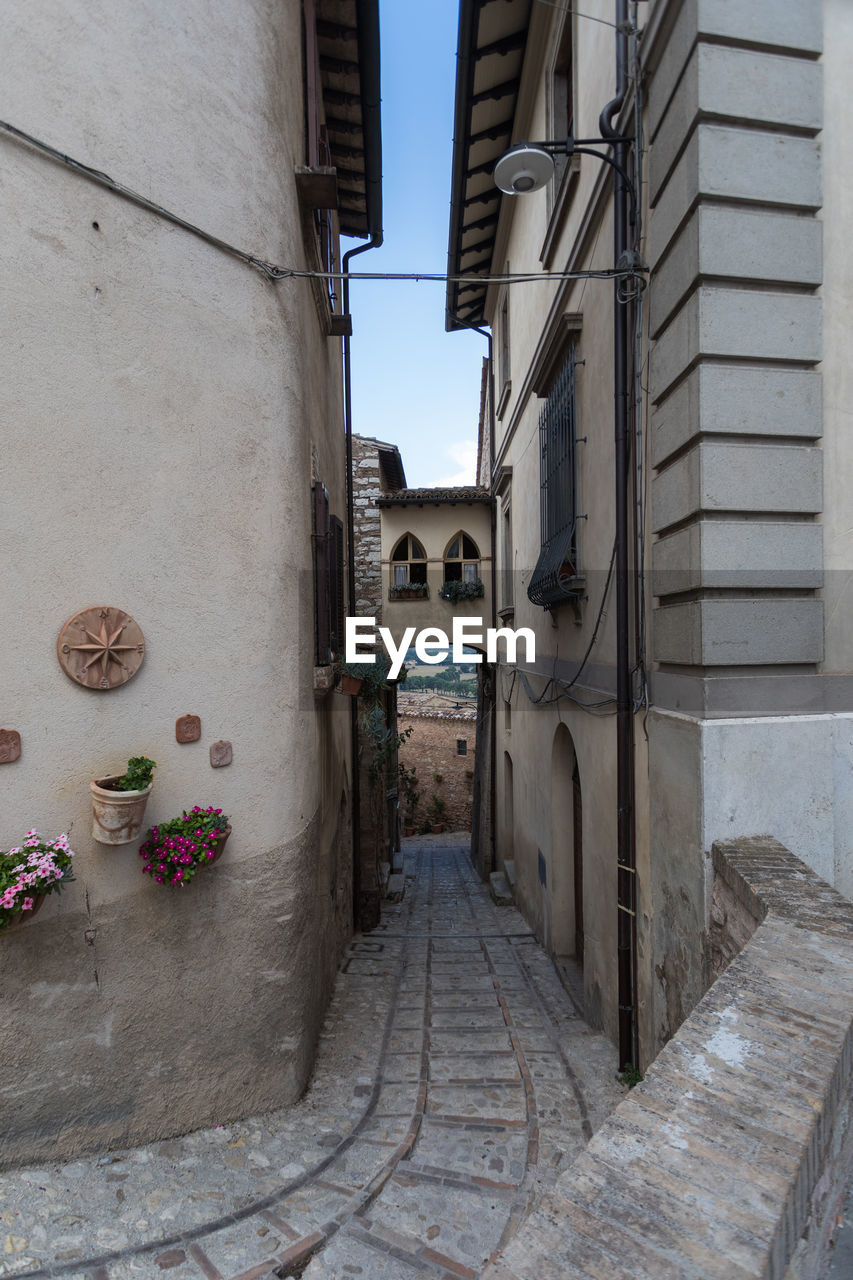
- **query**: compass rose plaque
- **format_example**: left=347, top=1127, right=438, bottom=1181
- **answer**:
left=57, top=607, right=146, bottom=691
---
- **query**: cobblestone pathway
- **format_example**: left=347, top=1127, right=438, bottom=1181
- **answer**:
left=1, top=841, right=624, bottom=1280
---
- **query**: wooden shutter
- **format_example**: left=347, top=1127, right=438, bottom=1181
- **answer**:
left=329, top=515, right=345, bottom=656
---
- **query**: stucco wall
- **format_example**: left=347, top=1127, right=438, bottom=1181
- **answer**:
left=0, top=0, right=352, bottom=1165
left=380, top=501, right=493, bottom=641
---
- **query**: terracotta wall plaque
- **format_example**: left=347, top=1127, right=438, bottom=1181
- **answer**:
left=58, top=607, right=145, bottom=690
left=210, top=740, right=232, bottom=768
left=0, top=729, right=22, bottom=763
left=176, top=715, right=201, bottom=743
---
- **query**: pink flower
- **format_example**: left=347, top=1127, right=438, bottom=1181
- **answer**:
left=21, top=897, right=34, bottom=911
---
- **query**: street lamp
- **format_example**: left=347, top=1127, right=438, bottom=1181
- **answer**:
left=494, top=136, right=637, bottom=227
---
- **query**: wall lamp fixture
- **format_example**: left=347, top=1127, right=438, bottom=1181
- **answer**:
left=494, top=136, right=637, bottom=224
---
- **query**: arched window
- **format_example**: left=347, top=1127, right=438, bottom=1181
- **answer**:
left=391, top=533, right=427, bottom=585
left=444, top=532, right=480, bottom=583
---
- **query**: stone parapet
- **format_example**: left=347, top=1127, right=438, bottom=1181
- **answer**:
left=481, top=836, right=853, bottom=1279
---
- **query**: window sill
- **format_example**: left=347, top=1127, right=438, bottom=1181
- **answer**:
left=498, top=605, right=515, bottom=624
left=540, top=153, right=581, bottom=271
left=496, top=379, right=512, bottom=421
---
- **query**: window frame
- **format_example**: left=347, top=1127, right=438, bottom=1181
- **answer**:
left=443, top=532, right=481, bottom=585
left=390, top=533, right=428, bottom=587
left=527, top=344, right=583, bottom=610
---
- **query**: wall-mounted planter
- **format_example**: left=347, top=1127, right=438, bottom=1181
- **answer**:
left=339, top=675, right=363, bottom=696
left=5, top=893, right=47, bottom=930
left=91, top=778, right=153, bottom=845
left=209, top=824, right=232, bottom=864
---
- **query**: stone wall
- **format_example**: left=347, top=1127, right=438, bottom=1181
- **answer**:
left=482, top=836, right=853, bottom=1280
left=351, top=436, right=385, bottom=619
left=398, top=710, right=476, bottom=832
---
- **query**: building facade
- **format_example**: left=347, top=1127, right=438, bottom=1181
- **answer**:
left=0, top=0, right=380, bottom=1165
left=447, top=0, right=850, bottom=1065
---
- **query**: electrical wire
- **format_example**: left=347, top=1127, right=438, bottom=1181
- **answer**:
left=0, top=118, right=644, bottom=289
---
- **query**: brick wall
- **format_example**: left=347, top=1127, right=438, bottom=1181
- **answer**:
left=398, top=711, right=476, bottom=832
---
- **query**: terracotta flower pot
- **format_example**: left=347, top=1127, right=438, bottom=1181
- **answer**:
left=91, top=777, right=153, bottom=845
left=208, top=824, right=232, bottom=865
left=340, top=675, right=363, bottom=696
left=5, top=892, right=47, bottom=931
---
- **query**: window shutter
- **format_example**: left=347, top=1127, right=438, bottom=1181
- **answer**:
left=329, top=515, right=345, bottom=656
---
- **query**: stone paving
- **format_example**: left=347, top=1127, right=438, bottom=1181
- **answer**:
left=0, top=839, right=624, bottom=1280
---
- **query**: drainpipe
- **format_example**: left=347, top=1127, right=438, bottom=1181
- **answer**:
left=446, top=314, right=496, bottom=878
left=600, top=0, right=638, bottom=1070
left=344, top=0, right=383, bottom=930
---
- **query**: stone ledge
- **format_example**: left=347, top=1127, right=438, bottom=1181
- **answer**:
left=482, top=836, right=853, bottom=1279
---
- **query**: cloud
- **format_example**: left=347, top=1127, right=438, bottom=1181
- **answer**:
left=435, top=440, right=477, bottom=487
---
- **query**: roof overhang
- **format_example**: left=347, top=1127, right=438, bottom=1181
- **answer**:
left=318, top=0, right=382, bottom=241
left=445, top=0, right=533, bottom=331
left=378, top=486, right=493, bottom=508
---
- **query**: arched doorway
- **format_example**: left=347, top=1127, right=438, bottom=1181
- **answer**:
left=550, top=724, right=583, bottom=962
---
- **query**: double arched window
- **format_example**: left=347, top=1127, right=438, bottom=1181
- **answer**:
left=391, top=533, right=427, bottom=585
left=444, top=532, right=480, bottom=583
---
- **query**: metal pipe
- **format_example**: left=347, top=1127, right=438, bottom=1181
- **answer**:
left=608, top=0, right=639, bottom=1071
left=446, top=312, right=496, bottom=878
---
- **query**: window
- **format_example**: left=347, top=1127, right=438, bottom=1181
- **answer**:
left=552, top=17, right=574, bottom=191
left=527, top=346, right=581, bottom=608
left=497, top=278, right=511, bottom=417
left=391, top=533, right=427, bottom=586
left=313, top=482, right=346, bottom=665
left=501, top=502, right=513, bottom=611
left=457, top=739, right=468, bottom=756
left=444, top=533, right=480, bottom=584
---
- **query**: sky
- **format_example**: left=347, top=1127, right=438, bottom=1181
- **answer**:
left=342, top=0, right=486, bottom=488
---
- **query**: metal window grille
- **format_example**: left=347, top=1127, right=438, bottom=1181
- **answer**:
left=527, top=347, right=581, bottom=608
left=313, top=482, right=331, bottom=664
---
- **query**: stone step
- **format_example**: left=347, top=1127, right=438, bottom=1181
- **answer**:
left=385, top=873, right=405, bottom=903
left=489, top=871, right=513, bottom=906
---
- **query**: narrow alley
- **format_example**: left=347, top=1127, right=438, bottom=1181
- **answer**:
left=1, top=840, right=624, bottom=1280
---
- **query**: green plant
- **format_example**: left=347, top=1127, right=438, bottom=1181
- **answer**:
left=362, top=706, right=412, bottom=784
left=438, top=577, right=485, bottom=604
left=139, top=807, right=230, bottom=887
left=427, top=793, right=447, bottom=825
left=107, top=756, right=157, bottom=792
left=389, top=582, right=428, bottom=601
left=339, top=654, right=392, bottom=701
left=617, top=1062, right=643, bottom=1088
left=398, top=764, right=420, bottom=822
left=0, top=832, right=75, bottom=931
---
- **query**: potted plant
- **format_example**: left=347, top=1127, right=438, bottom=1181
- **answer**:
left=91, top=756, right=156, bottom=846
left=0, top=831, right=75, bottom=933
left=438, top=577, right=485, bottom=604
left=389, top=581, right=429, bottom=601
left=398, top=763, right=420, bottom=836
left=426, top=793, right=447, bottom=834
left=138, top=806, right=231, bottom=886
left=338, top=655, right=392, bottom=700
